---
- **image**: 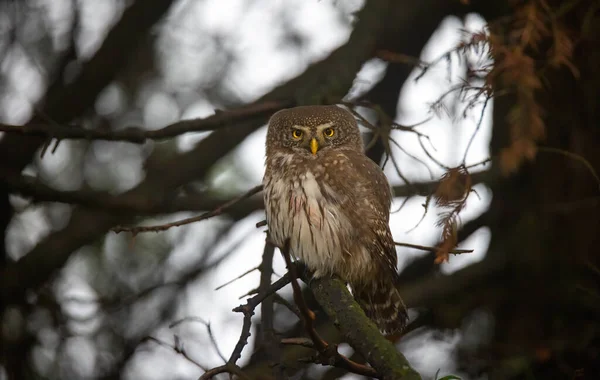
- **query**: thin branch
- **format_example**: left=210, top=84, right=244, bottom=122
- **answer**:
left=383, top=137, right=415, bottom=187
left=235, top=271, right=292, bottom=309
left=272, top=293, right=302, bottom=319
left=229, top=303, right=254, bottom=366
left=281, top=337, right=315, bottom=348
left=112, top=185, right=262, bottom=234
left=395, top=241, right=473, bottom=255
left=279, top=240, right=328, bottom=349
left=197, top=364, right=251, bottom=380
left=258, top=239, right=285, bottom=379
left=143, top=336, right=208, bottom=371
left=418, top=135, right=451, bottom=170
left=388, top=134, right=435, bottom=179
left=168, top=317, right=228, bottom=364
left=462, top=94, right=491, bottom=164
left=0, top=101, right=289, bottom=143
left=198, top=265, right=294, bottom=379
left=215, top=265, right=261, bottom=291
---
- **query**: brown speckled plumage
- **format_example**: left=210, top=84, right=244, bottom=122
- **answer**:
left=263, top=105, right=407, bottom=334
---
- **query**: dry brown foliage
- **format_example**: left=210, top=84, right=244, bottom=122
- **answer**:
left=434, top=165, right=473, bottom=263
left=487, top=0, right=578, bottom=175
left=414, top=0, right=582, bottom=264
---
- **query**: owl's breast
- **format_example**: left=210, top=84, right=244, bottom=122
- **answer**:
left=263, top=168, right=357, bottom=278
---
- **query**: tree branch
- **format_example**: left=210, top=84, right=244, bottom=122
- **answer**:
left=111, top=185, right=262, bottom=234
left=401, top=252, right=505, bottom=309
left=0, top=101, right=287, bottom=143
left=3, top=174, right=263, bottom=219
left=280, top=240, right=380, bottom=378
left=2, top=169, right=493, bottom=223
left=308, top=276, right=422, bottom=380
left=197, top=252, right=294, bottom=380
left=142, top=336, right=208, bottom=371
left=258, top=240, right=285, bottom=379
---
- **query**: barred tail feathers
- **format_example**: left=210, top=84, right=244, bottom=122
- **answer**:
left=354, top=282, right=408, bottom=335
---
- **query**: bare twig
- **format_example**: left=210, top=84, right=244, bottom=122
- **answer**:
left=462, top=94, right=492, bottom=164
left=281, top=337, right=315, bottom=348
left=235, top=271, right=292, bottom=311
left=272, top=293, right=302, bottom=319
left=198, top=364, right=251, bottom=380
left=168, top=317, right=228, bottom=364
left=418, top=135, right=451, bottom=170
left=395, top=241, right=473, bottom=255
left=215, top=266, right=261, bottom=291
left=256, top=220, right=267, bottom=228
left=112, top=185, right=262, bottom=234
left=388, top=134, right=435, bottom=178
left=143, top=336, right=208, bottom=371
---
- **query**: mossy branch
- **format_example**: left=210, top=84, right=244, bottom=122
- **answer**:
left=308, top=276, right=422, bottom=380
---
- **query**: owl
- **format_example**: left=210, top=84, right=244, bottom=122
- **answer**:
left=263, top=105, right=408, bottom=334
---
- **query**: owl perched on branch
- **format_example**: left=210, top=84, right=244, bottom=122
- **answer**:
left=263, top=105, right=407, bottom=334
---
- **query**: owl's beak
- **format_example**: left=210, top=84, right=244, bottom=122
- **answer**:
left=310, top=138, right=319, bottom=155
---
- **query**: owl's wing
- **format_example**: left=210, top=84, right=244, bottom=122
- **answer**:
left=324, top=150, right=398, bottom=277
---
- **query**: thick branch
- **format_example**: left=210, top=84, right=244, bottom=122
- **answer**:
left=3, top=174, right=262, bottom=219
left=401, top=254, right=505, bottom=309
left=3, top=169, right=492, bottom=216
left=0, top=101, right=286, bottom=143
left=309, top=277, right=422, bottom=380
left=280, top=242, right=379, bottom=378
left=392, top=168, right=493, bottom=198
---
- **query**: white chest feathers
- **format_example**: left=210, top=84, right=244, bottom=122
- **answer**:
left=264, top=170, right=352, bottom=278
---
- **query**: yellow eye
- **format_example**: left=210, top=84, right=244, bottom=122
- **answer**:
left=292, top=129, right=303, bottom=139
left=324, top=128, right=335, bottom=137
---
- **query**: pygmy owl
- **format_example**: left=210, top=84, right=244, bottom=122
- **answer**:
left=263, top=105, right=407, bottom=334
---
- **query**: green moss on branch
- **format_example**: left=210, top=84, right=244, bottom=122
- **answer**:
left=309, top=276, right=422, bottom=380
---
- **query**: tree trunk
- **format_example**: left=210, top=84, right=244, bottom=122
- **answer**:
left=485, top=2, right=600, bottom=378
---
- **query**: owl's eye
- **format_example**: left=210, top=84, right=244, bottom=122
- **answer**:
left=292, top=129, right=303, bottom=139
left=324, top=128, right=335, bottom=137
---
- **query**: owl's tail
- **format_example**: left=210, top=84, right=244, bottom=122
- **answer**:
left=353, top=281, right=408, bottom=335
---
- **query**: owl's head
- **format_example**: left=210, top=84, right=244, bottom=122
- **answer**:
left=266, top=105, right=362, bottom=157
